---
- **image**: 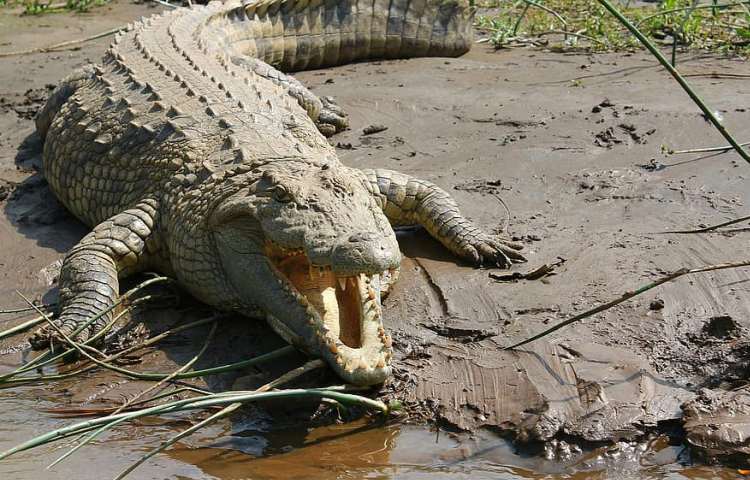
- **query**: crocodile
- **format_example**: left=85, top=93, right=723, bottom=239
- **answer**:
left=30, top=0, right=525, bottom=386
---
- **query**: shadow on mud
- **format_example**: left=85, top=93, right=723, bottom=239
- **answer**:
left=3, top=132, right=87, bottom=255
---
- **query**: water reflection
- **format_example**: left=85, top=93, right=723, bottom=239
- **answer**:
left=166, top=420, right=743, bottom=480
left=168, top=419, right=398, bottom=479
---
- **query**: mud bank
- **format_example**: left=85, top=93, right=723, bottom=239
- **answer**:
left=1, top=1, right=750, bottom=477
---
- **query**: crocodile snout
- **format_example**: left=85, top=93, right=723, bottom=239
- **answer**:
left=330, top=231, right=400, bottom=275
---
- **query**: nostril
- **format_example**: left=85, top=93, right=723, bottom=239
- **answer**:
left=348, top=232, right=377, bottom=243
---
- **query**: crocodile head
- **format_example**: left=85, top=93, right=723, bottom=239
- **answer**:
left=211, top=161, right=400, bottom=385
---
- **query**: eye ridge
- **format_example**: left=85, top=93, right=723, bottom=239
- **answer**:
left=271, top=184, right=293, bottom=203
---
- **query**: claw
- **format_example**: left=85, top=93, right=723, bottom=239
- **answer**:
left=28, top=330, right=51, bottom=350
left=322, top=96, right=345, bottom=115
left=495, top=249, right=512, bottom=268
left=315, top=96, right=348, bottom=137
left=505, top=248, right=527, bottom=262
left=28, top=317, right=95, bottom=351
left=467, top=234, right=528, bottom=268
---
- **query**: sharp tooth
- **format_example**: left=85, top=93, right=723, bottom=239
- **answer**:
left=337, top=277, right=347, bottom=291
left=309, top=264, right=314, bottom=280
left=359, top=358, right=369, bottom=370
left=376, top=358, right=385, bottom=369
left=328, top=341, right=338, bottom=354
left=318, top=267, right=324, bottom=277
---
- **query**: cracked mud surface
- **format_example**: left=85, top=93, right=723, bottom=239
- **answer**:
left=1, top=1, right=750, bottom=478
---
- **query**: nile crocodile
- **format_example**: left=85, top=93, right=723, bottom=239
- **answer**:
left=30, top=0, right=525, bottom=385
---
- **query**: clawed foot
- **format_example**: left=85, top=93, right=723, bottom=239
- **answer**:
left=316, top=96, right=348, bottom=137
left=29, top=317, right=95, bottom=350
left=461, top=234, right=526, bottom=268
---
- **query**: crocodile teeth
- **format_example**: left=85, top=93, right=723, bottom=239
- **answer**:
left=344, top=360, right=355, bottom=373
left=358, top=358, right=369, bottom=371
left=337, top=277, right=347, bottom=291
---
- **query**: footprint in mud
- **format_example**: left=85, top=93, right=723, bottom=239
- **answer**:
left=570, top=168, right=664, bottom=203
left=593, top=124, right=655, bottom=148
left=0, top=85, right=54, bottom=120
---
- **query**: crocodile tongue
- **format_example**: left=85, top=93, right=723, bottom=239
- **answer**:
left=279, top=255, right=362, bottom=348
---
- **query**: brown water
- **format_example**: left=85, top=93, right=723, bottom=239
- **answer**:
left=0, top=373, right=743, bottom=480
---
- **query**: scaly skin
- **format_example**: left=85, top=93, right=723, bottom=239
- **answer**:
left=30, top=0, right=524, bottom=385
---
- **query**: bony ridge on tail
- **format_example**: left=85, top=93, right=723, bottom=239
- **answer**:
left=30, top=0, right=524, bottom=386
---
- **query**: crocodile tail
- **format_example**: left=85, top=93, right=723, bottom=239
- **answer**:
left=204, top=0, right=474, bottom=72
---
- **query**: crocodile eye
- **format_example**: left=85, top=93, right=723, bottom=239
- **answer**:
left=271, top=185, right=293, bottom=203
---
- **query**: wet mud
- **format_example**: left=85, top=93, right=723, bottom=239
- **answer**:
left=2, top=1, right=750, bottom=478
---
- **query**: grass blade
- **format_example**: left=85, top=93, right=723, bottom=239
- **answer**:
left=505, top=260, right=750, bottom=350
left=1, top=277, right=173, bottom=382
left=0, top=389, right=386, bottom=463
left=113, top=360, right=326, bottom=479
left=0, top=314, right=51, bottom=341
left=596, top=0, right=750, bottom=163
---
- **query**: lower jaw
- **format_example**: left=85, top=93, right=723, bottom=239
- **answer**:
left=265, top=313, right=392, bottom=386
left=326, top=350, right=392, bottom=386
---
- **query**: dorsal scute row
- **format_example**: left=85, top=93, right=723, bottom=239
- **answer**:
left=94, top=0, right=336, bottom=180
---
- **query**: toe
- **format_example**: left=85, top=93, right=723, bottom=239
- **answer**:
left=29, top=328, right=52, bottom=350
left=316, top=96, right=349, bottom=136
left=317, top=122, right=337, bottom=137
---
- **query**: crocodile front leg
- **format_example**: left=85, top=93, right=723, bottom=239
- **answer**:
left=360, top=169, right=525, bottom=267
left=29, top=199, right=160, bottom=348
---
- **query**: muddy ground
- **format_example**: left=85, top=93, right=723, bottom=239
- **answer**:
left=1, top=1, right=750, bottom=478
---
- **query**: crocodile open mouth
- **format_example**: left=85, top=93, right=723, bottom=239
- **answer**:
left=266, top=244, right=392, bottom=380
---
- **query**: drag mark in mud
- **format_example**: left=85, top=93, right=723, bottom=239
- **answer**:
left=412, top=258, right=452, bottom=318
